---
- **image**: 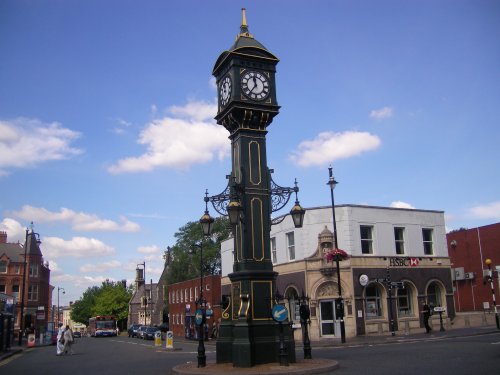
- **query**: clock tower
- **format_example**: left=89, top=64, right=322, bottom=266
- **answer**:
left=212, top=9, right=296, bottom=367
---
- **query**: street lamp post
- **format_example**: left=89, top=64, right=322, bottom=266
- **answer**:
left=299, top=291, right=312, bottom=359
left=485, top=259, right=500, bottom=329
left=57, top=287, right=65, bottom=328
left=193, top=198, right=214, bottom=368
left=327, top=166, right=346, bottom=344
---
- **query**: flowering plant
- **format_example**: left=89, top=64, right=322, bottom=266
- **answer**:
left=325, top=248, right=349, bottom=262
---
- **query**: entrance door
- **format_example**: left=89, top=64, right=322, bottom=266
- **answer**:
left=319, top=300, right=336, bottom=337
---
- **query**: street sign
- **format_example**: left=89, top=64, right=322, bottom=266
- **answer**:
left=434, top=306, right=446, bottom=312
left=391, top=282, right=405, bottom=289
left=271, top=304, right=288, bottom=322
left=166, top=331, right=174, bottom=349
left=374, top=278, right=386, bottom=283
left=195, top=308, right=205, bottom=326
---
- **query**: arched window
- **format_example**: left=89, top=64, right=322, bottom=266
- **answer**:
left=427, top=282, right=443, bottom=308
left=285, top=288, right=300, bottom=322
left=397, top=282, right=413, bottom=317
left=365, top=283, right=383, bottom=318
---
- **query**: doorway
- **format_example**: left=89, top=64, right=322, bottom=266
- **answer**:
left=319, top=299, right=338, bottom=337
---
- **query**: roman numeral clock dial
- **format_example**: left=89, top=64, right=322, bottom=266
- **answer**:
left=219, top=76, right=232, bottom=106
left=241, top=71, right=270, bottom=101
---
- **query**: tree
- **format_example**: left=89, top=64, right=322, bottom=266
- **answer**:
left=70, top=280, right=132, bottom=328
left=165, top=216, right=231, bottom=286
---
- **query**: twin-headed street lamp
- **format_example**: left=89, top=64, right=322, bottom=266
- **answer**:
left=193, top=194, right=215, bottom=368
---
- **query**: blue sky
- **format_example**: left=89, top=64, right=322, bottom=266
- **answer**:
left=1, top=1, right=499, bottom=305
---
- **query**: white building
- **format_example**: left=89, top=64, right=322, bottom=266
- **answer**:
left=221, top=205, right=454, bottom=340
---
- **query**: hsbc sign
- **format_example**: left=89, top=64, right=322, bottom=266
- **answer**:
left=389, top=257, right=420, bottom=267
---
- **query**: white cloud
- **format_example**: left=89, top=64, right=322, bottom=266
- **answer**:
left=370, top=106, right=393, bottom=120
left=289, top=131, right=381, bottom=167
left=9, top=205, right=140, bottom=232
left=79, top=260, right=122, bottom=273
left=390, top=201, right=416, bottom=209
left=137, top=245, right=160, bottom=254
left=51, top=273, right=116, bottom=288
left=108, top=100, right=229, bottom=174
left=469, top=201, right=500, bottom=220
left=0, top=218, right=26, bottom=243
left=0, top=118, right=82, bottom=174
left=41, top=236, right=115, bottom=258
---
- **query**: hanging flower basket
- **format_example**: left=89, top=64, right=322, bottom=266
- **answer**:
left=325, top=248, right=349, bottom=262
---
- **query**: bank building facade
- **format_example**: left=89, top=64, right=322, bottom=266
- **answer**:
left=221, top=204, right=455, bottom=341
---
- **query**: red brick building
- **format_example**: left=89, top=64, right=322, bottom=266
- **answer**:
left=0, top=230, right=52, bottom=337
left=168, top=275, right=221, bottom=338
left=447, top=223, right=500, bottom=312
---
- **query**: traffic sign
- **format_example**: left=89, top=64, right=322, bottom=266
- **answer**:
left=195, top=308, right=205, bottom=326
left=391, top=282, right=405, bottom=289
left=433, top=306, right=446, bottom=312
left=272, top=304, right=288, bottom=322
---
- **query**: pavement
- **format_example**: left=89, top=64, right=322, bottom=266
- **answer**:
left=2, top=325, right=499, bottom=367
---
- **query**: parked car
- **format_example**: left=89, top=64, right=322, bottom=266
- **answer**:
left=136, top=325, right=148, bottom=339
left=143, top=326, right=161, bottom=340
left=128, top=324, right=142, bottom=337
left=73, top=331, right=82, bottom=338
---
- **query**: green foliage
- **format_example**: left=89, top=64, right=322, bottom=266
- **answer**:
left=70, top=280, right=132, bottom=325
left=165, top=216, right=231, bottom=286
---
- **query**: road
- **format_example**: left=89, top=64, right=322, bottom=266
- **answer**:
left=1, top=332, right=499, bottom=375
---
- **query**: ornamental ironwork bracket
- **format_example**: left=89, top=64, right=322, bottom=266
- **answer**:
left=206, top=169, right=298, bottom=226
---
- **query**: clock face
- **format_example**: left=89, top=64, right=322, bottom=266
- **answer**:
left=219, top=76, right=232, bottom=106
left=241, top=71, right=270, bottom=101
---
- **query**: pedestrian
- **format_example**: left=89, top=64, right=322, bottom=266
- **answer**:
left=63, top=325, right=74, bottom=355
left=56, top=323, right=65, bottom=356
left=422, top=301, right=432, bottom=333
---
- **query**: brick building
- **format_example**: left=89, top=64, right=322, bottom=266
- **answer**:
left=447, top=222, right=500, bottom=312
left=0, top=229, right=52, bottom=338
left=168, top=275, right=221, bottom=338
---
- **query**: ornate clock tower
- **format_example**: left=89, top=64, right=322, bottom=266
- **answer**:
left=212, top=9, right=296, bottom=367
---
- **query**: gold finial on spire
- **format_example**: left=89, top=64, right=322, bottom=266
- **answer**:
left=241, top=7, right=248, bottom=27
left=237, top=7, right=253, bottom=39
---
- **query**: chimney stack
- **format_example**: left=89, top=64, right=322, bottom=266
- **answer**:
left=0, top=231, right=7, bottom=244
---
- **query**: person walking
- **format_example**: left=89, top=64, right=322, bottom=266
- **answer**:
left=56, top=323, right=65, bottom=356
left=422, top=302, right=432, bottom=333
left=62, top=325, right=74, bottom=355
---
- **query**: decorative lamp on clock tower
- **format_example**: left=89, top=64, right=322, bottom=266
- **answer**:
left=207, top=9, right=303, bottom=367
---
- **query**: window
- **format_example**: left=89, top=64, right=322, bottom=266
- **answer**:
left=190, top=288, right=193, bottom=301
left=422, top=228, right=434, bottom=255
left=0, top=261, right=7, bottom=273
left=427, top=282, right=442, bottom=308
left=271, top=237, right=277, bottom=264
left=360, top=225, right=374, bottom=254
left=12, top=284, right=20, bottom=301
left=286, top=232, right=295, bottom=261
left=397, top=283, right=412, bottom=317
left=0, top=284, right=5, bottom=293
left=394, top=227, right=405, bottom=255
left=365, top=284, right=382, bottom=318
left=15, top=265, right=20, bottom=274
left=29, top=263, right=38, bottom=277
left=28, top=285, right=38, bottom=301
left=285, top=288, right=300, bottom=322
